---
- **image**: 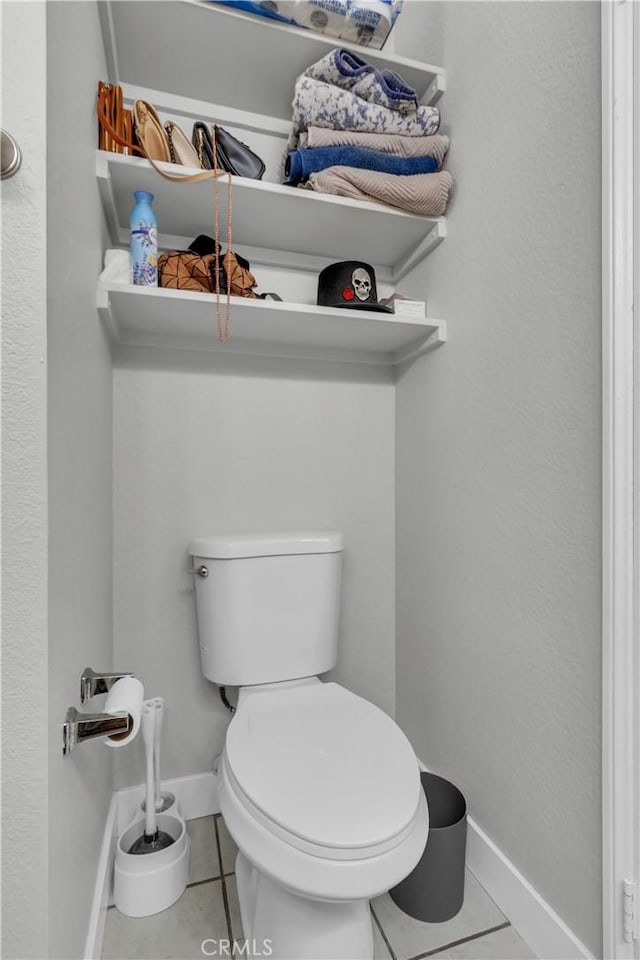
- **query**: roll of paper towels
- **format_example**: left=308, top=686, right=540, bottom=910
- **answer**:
left=103, top=676, right=144, bottom=747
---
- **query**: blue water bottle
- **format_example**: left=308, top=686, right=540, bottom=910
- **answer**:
left=130, top=190, right=158, bottom=285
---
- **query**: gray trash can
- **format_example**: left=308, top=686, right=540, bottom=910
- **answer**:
left=390, top=772, right=467, bottom=923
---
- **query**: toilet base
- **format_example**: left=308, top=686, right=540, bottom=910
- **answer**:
left=236, top=852, right=374, bottom=960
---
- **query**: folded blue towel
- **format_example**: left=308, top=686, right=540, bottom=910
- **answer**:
left=284, top=146, right=439, bottom=185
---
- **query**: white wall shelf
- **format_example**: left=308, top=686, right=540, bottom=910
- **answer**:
left=97, top=282, right=446, bottom=365
left=97, top=151, right=446, bottom=283
left=97, top=0, right=448, bottom=367
left=100, top=1, right=445, bottom=122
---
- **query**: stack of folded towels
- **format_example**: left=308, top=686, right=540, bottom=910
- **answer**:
left=283, top=48, right=453, bottom=216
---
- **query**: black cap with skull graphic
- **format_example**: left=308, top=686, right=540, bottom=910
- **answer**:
left=317, top=261, right=393, bottom=313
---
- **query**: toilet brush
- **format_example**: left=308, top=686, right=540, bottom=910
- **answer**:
left=153, top=698, right=175, bottom=813
left=140, top=698, right=175, bottom=814
left=129, top=702, right=174, bottom=854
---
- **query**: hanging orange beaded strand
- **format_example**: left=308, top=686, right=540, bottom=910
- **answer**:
left=212, top=126, right=232, bottom=344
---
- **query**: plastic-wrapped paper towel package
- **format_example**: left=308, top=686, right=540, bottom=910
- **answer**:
left=209, top=0, right=404, bottom=49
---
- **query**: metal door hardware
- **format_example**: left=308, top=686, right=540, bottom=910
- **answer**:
left=1, top=130, right=22, bottom=180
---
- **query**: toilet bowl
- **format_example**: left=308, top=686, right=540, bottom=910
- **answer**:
left=218, top=678, right=429, bottom=957
left=189, top=532, right=429, bottom=958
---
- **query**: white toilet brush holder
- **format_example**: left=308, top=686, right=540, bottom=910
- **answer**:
left=114, top=813, right=190, bottom=917
left=114, top=699, right=190, bottom=917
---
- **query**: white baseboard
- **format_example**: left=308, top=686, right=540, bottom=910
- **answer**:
left=87, top=765, right=593, bottom=960
left=83, top=793, right=118, bottom=960
left=114, top=770, right=220, bottom=833
left=84, top=771, right=220, bottom=960
left=416, top=759, right=593, bottom=960
left=466, top=815, right=593, bottom=960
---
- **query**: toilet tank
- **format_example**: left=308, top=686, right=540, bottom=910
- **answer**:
left=189, top=532, right=343, bottom=686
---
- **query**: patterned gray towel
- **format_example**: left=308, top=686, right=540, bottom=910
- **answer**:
left=303, top=48, right=419, bottom=115
left=289, top=77, right=441, bottom=152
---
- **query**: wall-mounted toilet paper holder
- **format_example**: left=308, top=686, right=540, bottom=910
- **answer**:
left=63, top=706, right=131, bottom=756
left=62, top=668, right=136, bottom=756
left=80, top=666, right=134, bottom=704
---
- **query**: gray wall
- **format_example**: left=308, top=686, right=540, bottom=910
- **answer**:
left=46, top=3, right=114, bottom=957
left=395, top=3, right=602, bottom=955
left=1, top=4, right=49, bottom=957
left=391, top=0, right=443, bottom=64
left=17, top=3, right=601, bottom=956
left=112, top=351, right=396, bottom=787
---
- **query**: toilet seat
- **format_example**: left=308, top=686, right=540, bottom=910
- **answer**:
left=219, top=681, right=430, bottom=901
left=224, top=681, right=422, bottom=859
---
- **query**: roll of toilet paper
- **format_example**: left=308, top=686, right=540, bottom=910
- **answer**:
left=103, top=677, right=144, bottom=748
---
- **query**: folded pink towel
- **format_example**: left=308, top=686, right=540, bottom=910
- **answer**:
left=299, top=128, right=450, bottom=166
left=301, top=166, right=453, bottom=216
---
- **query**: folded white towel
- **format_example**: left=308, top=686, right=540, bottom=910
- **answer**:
left=100, top=248, right=131, bottom=284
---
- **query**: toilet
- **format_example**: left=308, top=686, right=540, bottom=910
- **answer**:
left=189, top=532, right=429, bottom=960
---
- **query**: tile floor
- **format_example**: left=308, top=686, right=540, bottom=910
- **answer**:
left=102, top=815, right=535, bottom=960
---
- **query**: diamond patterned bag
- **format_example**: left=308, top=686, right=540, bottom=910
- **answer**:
left=158, top=237, right=224, bottom=294
left=158, top=235, right=258, bottom=298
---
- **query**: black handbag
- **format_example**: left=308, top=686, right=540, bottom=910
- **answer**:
left=191, top=122, right=265, bottom=179
left=214, top=125, right=265, bottom=180
left=192, top=122, right=215, bottom=169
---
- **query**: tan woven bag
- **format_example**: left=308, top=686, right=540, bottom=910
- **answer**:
left=158, top=237, right=258, bottom=298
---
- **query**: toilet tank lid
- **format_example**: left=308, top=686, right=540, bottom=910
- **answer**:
left=189, top=531, right=343, bottom=559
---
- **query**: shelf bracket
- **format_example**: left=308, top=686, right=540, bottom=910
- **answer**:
left=95, top=153, right=122, bottom=247
left=120, top=83, right=290, bottom=139
left=393, top=321, right=447, bottom=367
left=422, top=72, right=446, bottom=107
left=392, top=221, right=446, bottom=285
left=96, top=287, right=120, bottom=344
left=97, top=1, right=120, bottom=84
